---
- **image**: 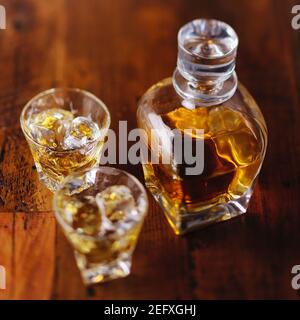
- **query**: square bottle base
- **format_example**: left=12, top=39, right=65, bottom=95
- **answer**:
left=146, top=181, right=252, bottom=235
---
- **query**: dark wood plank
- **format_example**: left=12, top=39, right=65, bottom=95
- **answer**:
left=13, top=212, right=55, bottom=299
left=0, top=127, right=53, bottom=212
left=0, top=213, right=13, bottom=299
left=0, top=212, right=55, bottom=300
left=0, top=0, right=299, bottom=299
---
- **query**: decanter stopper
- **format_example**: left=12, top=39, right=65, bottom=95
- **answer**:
left=173, top=19, right=239, bottom=105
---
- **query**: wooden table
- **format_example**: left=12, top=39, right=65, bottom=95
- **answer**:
left=0, top=0, right=299, bottom=300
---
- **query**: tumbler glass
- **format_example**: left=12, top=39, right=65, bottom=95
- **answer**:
left=20, top=88, right=111, bottom=191
left=53, top=166, right=148, bottom=285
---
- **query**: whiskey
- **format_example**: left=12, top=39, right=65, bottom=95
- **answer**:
left=137, top=19, right=267, bottom=234
left=144, top=103, right=263, bottom=208
left=54, top=167, right=148, bottom=285
left=23, top=108, right=103, bottom=191
left=56, top=185, right=143, bottom=267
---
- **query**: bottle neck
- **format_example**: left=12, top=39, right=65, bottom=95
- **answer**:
left=173, top=68, right=238, bottom=107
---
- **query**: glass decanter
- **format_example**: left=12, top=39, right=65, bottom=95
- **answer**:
left=137, top=19, right=267, bottom=235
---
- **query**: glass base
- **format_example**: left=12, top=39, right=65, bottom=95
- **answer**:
left=35, top=160, right=101, bottom=192
left=146, top=179, right=252, bottom=235
left=74, top=251, right=132, bottom=285
left=36, top=167, right=61, bottom=192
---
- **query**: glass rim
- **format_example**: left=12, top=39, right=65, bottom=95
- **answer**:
left=53, top=166, right=149, bottom=241
left=20, top=87, right=111, bottom=153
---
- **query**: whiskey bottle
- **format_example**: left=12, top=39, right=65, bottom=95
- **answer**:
left=137, top=19, right=267, bottom=235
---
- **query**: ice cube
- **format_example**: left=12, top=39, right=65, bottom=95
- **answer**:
left=62, top=184, right=139, bottom=237
left=95, top=185, right=138, bottom=235
left=29, top=123, right=57, bottom=148
left=62, top=116, right=101, bottom=150
left=28, top=108, right=74, bottom=148
left=69, top=198, right=102, bottom=236
left=30, top=108, right=74, bottom=131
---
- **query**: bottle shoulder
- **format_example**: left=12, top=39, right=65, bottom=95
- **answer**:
left=138, top=77, right=267, bottom=134
left=137, top=77, right=268, bottom=158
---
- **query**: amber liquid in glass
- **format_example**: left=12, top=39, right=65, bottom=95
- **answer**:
left=144, top=105, right=263, bottom=211
left=24, top=108, right=104, bottom=190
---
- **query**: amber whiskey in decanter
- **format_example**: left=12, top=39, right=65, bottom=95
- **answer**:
left=137, top=19, right=267, bottom=235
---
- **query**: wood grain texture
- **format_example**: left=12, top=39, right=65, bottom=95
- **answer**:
left=0, top=0, right=299, bottom=299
